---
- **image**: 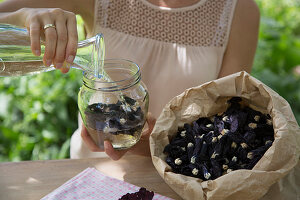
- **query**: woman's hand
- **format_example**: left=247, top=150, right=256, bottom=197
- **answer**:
left=81, top=113, right=157, bottom=161
left=18, top=8, right=78, bottom=73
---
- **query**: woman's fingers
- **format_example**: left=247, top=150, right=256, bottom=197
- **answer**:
left=65, top=13, right=78, bottom=64
left=144, top=112, right=156, bottom=137
left=81, top=124, right=103, bottom=152
left=24, top=8, right=77, bottom=71
left=41, top=13, right=57, bottom=67
left=104, top=141, right=128, bottom=161
left=53, top=14, right=67, bottom=69
left=29, top=21, right=41, bottom=56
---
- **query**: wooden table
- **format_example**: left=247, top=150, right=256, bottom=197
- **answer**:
left=0, top=155, right=182, bottom=200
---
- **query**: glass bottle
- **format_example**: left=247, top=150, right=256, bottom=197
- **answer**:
left=0, top=24, right=104, bottom=76
left=78, top=59, right=149, bottom=150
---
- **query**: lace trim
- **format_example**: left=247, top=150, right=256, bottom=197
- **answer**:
left=95, top=0, right=236, bottom=47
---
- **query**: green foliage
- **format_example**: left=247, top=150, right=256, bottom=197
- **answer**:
left=0, top=0, right=299, bottom=161
left=252, top=0, right=300, bottom=123
left=0, top=70, right=82, bottom=161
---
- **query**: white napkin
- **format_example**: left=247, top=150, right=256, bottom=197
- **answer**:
left=42, top=167, right=173, bottom=200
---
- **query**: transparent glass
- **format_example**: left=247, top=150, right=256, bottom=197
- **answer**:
left=78, top=59, right=149, bottom=150
left=0, top=24, right=105, bottom=76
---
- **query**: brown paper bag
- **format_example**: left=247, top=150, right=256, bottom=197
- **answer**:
left=150, top=71, right=300, bottom=200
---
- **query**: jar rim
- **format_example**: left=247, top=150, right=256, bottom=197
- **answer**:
left=82, top=59, right=141, bottom=91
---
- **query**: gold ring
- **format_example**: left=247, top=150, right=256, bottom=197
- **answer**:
left=44, top=24, right=56, bottom=30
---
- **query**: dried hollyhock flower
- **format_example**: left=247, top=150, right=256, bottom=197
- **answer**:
left=199, top=141, right=208, bottom=160
left=228, top=157, right=240, bottom=170
left=163, top=144, right=185, bottom=158
left=119, top=187, right=154, bottom=200
left=204, top=131, right=214, bottom=142
left=214, top=117, right=225, bottom=133
left=231, top=142, right=237, bottom=149
left=240, top=143, right=248, bottom=149
left=192, top=168, right=199, bottom=175
left=222, top=164, right=229, bottom=170
left=236, top=146, right=248, bottom=161
left=222, top=116, right=229, bottom=122
left=206, top=124, right=213, bottom=128
left=248, top=123, right=257, bottom=129
left=180, top=130, right=186, bottom=137
left=210, top=159, right=223, bottom=179
left=254, top=115, right=260, bottom=122
left=217, top=134, right=223, bottom=140
left=184, top=123, right=193, bottom=134
left=175, top=158, right=182, bottom=165
left=202, top=164, right=212, bottom=180
left=247, top=142, right=273, bottom=161
left=187, top=142, right=194, bottom=148
left=191, top=137, right=203, bottom=162
left=190, top=156, right=196, bottom=164
left=187, top=143, right=195, bottom=161
left=211, top=151, right=219, bottom=159
left=247, top=152, right=254, bottom=159
left=227, top=131, right=245, bottom=144
left=192, top=121, right=201, bottom=135
left=165, top=156, right=180, bottom=172
left=229, top=114, right=239, bottom=133
left=221, top=129, right=229, bottom=135
left=212, top=137, right=218, bottom=143
left=225, top=158, right=230, bottom=164
left=170, top=137, right=187, bottom=147
left=232, top=156, right=238, bottom=162
left=243, top=131, right=256, bottom=144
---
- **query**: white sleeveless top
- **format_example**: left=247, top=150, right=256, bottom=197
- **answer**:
left=91, top=0, right=237, bottom=118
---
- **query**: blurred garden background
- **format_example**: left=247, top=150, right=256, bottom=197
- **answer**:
left=0, top=0, right=300, bottom=161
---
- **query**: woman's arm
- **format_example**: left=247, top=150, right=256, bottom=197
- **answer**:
left=0, top=0, right=95, bottom=71
left=218, top=0, right=260, bottom=78
left=0, top=0, right=95, bottom=33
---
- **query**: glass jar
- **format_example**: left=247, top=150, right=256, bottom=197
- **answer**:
left=78, top=59, right=149, bottom=150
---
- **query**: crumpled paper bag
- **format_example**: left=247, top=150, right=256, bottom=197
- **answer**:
left=150, top=71, right=300, bottom=200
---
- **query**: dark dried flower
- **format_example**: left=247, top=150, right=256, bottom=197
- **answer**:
left=119, top=187, right=154, bottom=200
left=180, top=130, right=186, bottom=137
left=175, top=158, right=182, bottom=165
left=254, top=115, right=260, bottom=122
left=222, top=164, right=229, bottom=170
left=192, top=168, right=199, bottom=175
left=248, top=123, right=257, bottom=129
left=231, top=142, right=237, bottom=149
left=221, top=129, right=229, bottom=135
left=240, top=143, right=248, bottom=149
left=199, top=141, right=208, bottom=160
left=243, top=131, right=256, bottom=144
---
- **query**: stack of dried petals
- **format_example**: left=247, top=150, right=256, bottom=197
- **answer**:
left=164, top=97, right=274, bottom=180
left=119, top=187, right=154, bottom=200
